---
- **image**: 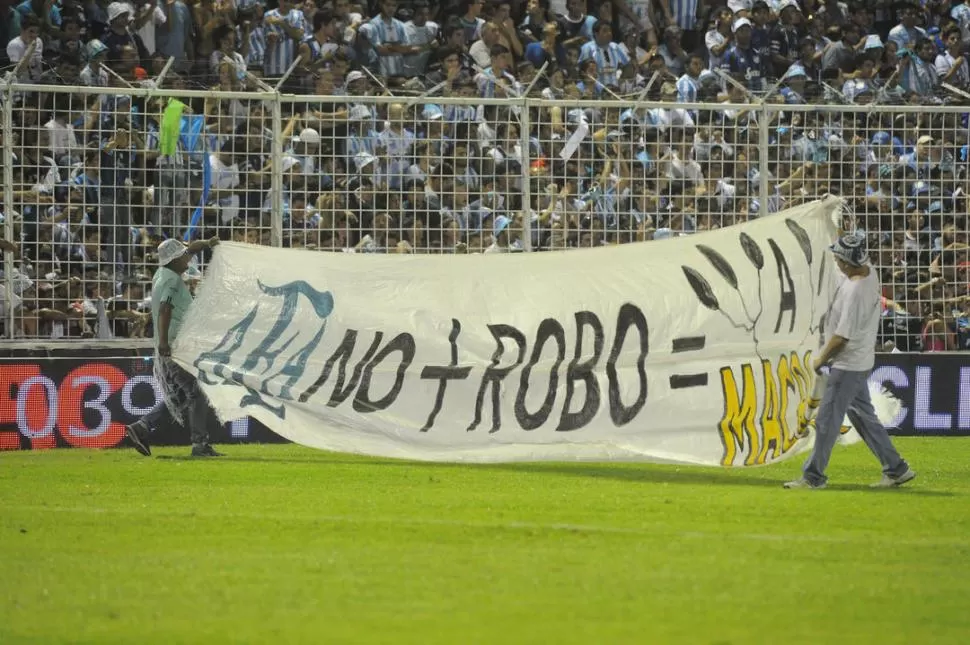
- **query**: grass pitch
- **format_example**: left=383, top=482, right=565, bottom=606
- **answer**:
left=1, top=439, right=969, bottom=645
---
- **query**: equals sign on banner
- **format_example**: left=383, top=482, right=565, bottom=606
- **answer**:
left=669, top=336, right=708, bottom=389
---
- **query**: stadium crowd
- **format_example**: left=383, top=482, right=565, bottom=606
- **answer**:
left=0, top=0, right=969, bottom=348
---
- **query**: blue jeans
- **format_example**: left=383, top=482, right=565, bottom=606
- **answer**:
left=803, top=368, right=909, bottom=485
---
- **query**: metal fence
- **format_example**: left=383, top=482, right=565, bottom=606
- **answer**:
left=2, top=82, right=969, bottom=350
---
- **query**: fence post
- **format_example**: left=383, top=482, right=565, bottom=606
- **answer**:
left=2, top=82, right=15, bottom=338
left=758, top=102, right=770, bottom=219
left=520, top=98, right=533, bottom=252
left=270, top=95, right=284, bottom=248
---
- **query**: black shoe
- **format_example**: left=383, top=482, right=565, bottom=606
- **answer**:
left=190, top=444, right=225, bottom=458
left=126, top=421, right=151, bottom=457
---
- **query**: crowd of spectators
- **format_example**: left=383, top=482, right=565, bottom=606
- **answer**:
left=0, top=0, right=968, bottom=349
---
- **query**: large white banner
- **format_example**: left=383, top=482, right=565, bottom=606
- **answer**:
left=175, top=197, right=848, bottom=466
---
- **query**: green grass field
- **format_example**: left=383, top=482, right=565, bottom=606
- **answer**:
left=1, top=439, right=969, bottom=644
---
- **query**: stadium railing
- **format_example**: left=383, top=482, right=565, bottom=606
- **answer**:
left=3, top=82, right=969, bottom=351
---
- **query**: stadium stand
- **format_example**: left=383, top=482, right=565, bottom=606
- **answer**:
left=1, top=0, right=968, bottom=349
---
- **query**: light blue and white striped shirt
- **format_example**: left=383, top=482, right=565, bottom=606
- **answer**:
left=953, top=3, right=970, bottom=42
left=263, top=9, right=308, bottom=77
left=244, top=25, right=266, bottom=71
left=376, top=126, right=416, bottom=190
left=302, top=35, right=339, bottom=66
left=345, top=129, right=378, bottom=163
left=900, top=54, right=938, bottom=96
left=578, top=41, right=630, bottom=88
left=367, top=14, right=408, bottom=77
left=675, top=73, right=699, bottom=103
left=669, top=0, right=699, bottom=30
left=476, top=67, right=521, bottom=98
left=403, top=20, right=438, bottom=77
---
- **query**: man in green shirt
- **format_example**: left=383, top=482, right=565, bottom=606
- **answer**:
left=126, top=237, right=222, bottom=458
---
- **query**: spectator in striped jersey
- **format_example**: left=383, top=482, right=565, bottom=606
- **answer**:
left=898, top=37, right=940, bottom=97
left=211, top=23, right=248, bottom=89
left=262, top=0, right=308, bottom=78
left=578, top=20, right=630, bottom=88
left=298, top=9, right=340, bottom=78
left=238, top=5, right=266, bottom=74
left=403, top=1, right=439, bottom=77
left=360, top=0, right=413, bottom=81
left=675, top=53, right=704, bottom=103
left=935, top=27, right=968, bottom=89
left=155, top=0, right=192, bottom=73
left=660, top=0, right=700, bottom=50
left=887, top=3, right=926, bottom=51
left=475, top=44, right=520, bottom=96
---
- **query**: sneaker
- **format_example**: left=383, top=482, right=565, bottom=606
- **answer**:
left=783, top=477, right=827, bottom=490
left=190, top=444, right=225, bottom=458
left=125, top=421, right=151, bottom=457
left=871, top=468, right=917, bottom=488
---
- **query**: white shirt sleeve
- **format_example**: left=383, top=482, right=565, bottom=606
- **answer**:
left=833, top=281, right=864, bottom=340
left=6, top=38, right=26, bottom=62
left=935, top=54, right=952, bottom=78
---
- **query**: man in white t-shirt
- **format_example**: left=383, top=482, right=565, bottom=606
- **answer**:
left=786, top=234, right=916, bottom=490
left=6, top=14, right=44, bottom=81
left=127, top=0, right=167, bottom=57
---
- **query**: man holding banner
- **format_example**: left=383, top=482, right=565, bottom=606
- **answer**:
left=785, top=233, right=916, bottom=490
left=126, top=237, right=222, bottom=458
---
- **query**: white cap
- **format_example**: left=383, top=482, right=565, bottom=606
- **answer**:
left=347, top=104, right=371, bottom=122
left=280, top=154, right=302, bottom=172
left=779, top=0, right=801, bottom=12
left=783, top=63, right=807, bottom=79
left=345, top=71, right=366, bottom=84
left=298, top=128, right=320, bottom=144
left=157, top=239, right=187, bottom=266
left=107, top=2, right=130, bottom=21
left=732, top=17, right=753, bottom=32
left=864, top=34, right=884, bottom=50
left=355, top=151, right=377, bottom=169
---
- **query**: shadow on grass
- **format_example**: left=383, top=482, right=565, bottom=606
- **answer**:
left=821, top=483, right=955, bottom=496
left=153, top=454, right=370, bottom=466
left=488, top=463, right=782, bottom=488
left=153, top=454, right=956, bottom=496
left=492, top=463, right=957, bottom=496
